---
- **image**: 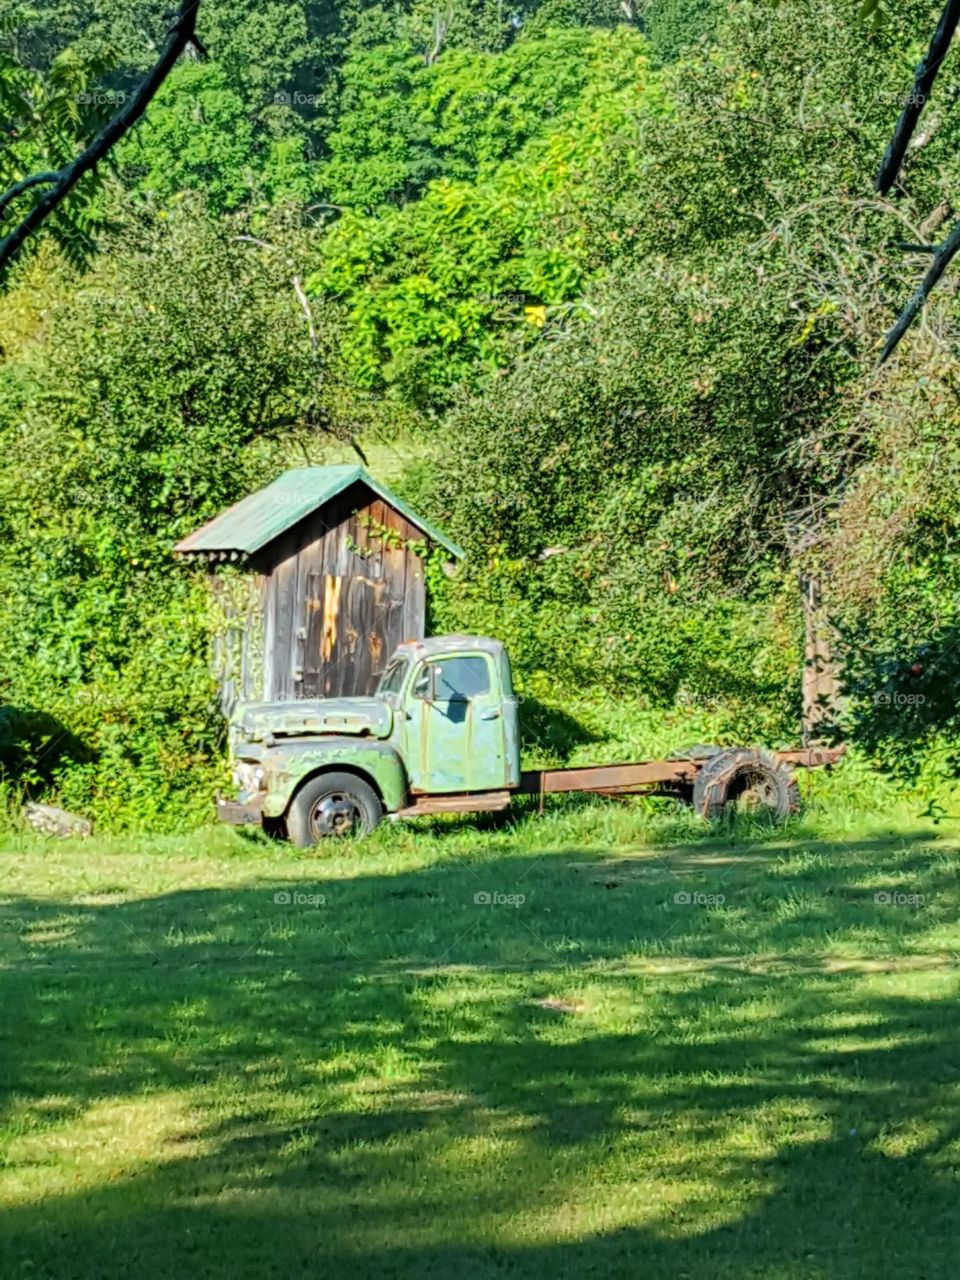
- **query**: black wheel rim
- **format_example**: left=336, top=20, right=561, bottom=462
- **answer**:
left=308, top=790, right=364, bottom=839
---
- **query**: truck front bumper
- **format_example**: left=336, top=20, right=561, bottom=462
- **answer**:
left=216, top=793, right=267, bottom=826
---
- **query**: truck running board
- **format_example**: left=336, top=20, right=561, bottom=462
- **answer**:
left=396, top=791, right=513, bottom=818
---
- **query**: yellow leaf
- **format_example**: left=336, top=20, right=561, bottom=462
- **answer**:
left=524, top=305, right=547, bottom=327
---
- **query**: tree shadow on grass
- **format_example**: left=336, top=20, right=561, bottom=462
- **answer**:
left=519, top=694, right=602, bottom=762
left=0, top=833, right=958, bottom=1278
left=0, top=704, right=91, bottom=787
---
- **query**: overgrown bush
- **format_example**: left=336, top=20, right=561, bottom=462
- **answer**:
left=0, top=205, right=341, bottom=828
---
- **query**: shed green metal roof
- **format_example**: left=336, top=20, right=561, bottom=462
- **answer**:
left=173, top=465, right=464, bottom=559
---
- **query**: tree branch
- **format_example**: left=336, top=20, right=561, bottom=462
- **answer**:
left=876, top=0, right=960, bottom=194
left=881, top=215, right=960, bottom=362
left=292, top=274, right=318, bottom=356
left=0, top=0, right=203, bottom=273
left=424, top=12, right=449, bottom=66
left=0, top=172, right=60, bottom=219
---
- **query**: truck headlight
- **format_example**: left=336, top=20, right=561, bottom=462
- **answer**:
left=233, top=762, right=267, bottom=792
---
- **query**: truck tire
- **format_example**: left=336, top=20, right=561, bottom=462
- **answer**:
left=287, top=771, right=383, bottom=846
left=692, top=748, right=800, bottom=824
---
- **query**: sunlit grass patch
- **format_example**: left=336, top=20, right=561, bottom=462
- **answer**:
left=1, top=816, right=959, bottom=1277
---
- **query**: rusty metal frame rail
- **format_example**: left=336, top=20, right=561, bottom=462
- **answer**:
left=519, top=760, right=695, bottom=797
left=388, top=746, right=846, bottom=821
left=771, top=747, right=846, bottom=769
left=518, top=745, right=845, bottom=799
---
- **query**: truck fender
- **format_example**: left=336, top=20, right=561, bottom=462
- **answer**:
left=261, top=737, right=408, bottom=819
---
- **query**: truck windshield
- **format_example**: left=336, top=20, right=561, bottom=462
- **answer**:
left=377, top=657, right=408, bottom=697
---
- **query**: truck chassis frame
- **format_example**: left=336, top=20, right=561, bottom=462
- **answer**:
left=392, top=747, right=844, bottom=819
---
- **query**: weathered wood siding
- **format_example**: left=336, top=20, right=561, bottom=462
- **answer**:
left=252, top=481, right=427, bottom=700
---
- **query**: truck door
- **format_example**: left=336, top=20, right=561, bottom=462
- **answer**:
left=406, top=653, right=507, bottom=793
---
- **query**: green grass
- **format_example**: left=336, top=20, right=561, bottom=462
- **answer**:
left=2, top=797, right=960, bottom=1278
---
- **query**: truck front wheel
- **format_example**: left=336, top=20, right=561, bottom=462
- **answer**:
left=287, top=772, right=383, bottom=846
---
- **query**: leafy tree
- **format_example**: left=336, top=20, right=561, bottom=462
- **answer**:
left=317, top=26, right=440, bottom=211
left=7, top=0, right=960, bottom=821
left=0, top=204, right=343, bottom=824
left=311, top=27, right=654, bottom=401
left=411, top=0, right=952, bottom=731
left=0, top=7, right=119, bottom=266
left=116, top=60, right=314, bottom=213
left=638, top=0, right=723, bottom=64
left=116, top=61, right=259, bottom=212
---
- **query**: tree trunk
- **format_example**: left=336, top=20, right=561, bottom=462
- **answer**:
left=800, top=574, right=841, bottom=743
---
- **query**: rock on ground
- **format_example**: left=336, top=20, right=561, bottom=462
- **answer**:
left=24, top=803, right=93, bottom=838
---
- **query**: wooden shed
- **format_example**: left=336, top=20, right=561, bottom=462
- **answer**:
left=174, top=465, right=463, bottom=709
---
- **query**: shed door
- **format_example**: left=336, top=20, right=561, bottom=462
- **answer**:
left=301, top=573, right=388, bottom=698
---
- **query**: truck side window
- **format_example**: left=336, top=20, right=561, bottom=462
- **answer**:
left=377, top=657, right=408, bottom=696
left=425, top=656, right=491, bottom=701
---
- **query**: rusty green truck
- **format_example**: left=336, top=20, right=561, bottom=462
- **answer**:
left=218, top=634, right=843, bottom=845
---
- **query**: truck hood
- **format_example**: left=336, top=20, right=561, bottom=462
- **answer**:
left=233, top=697, right=393, bottom=742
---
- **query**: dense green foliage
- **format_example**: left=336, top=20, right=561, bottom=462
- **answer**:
left=0, top=208, right=341, bottom=825
left=3, top=0, right=960, bottom=825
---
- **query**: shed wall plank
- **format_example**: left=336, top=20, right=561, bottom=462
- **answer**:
left=213, top=479, right=437, bottom=703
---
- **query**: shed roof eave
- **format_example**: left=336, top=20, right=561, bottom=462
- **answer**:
left=173, top=465, right=464, bottom=560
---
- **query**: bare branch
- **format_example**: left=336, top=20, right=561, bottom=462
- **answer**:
left=0, top=172, right=60, bottom=219
left=876, top=0, right=960, bottom=194
left=0, top=0, right=203, bottom=273
left=921, top=200, right=951, bottom=238
left=424, top=12, right=449, bottom=66
left=710, top=104, right=859, bottom=145
left=292, top=274, right=318, bottom=356
left=881, top=215, right=960, bottom=362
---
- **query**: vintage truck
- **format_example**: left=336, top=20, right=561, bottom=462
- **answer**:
left=218, top=634, right=843, bottom=845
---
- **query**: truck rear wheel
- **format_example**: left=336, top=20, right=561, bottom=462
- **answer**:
left=692, top=748, right=800, bottom=824
left=287, top=771, right=383, bottom=846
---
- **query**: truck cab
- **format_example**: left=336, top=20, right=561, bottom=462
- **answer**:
left=378, top=635, right=520, bottom=794
left=222, top=635, right=520, bottom=843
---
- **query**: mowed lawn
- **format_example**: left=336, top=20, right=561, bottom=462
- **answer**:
left=2, top=802, right=960, bottom=1278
